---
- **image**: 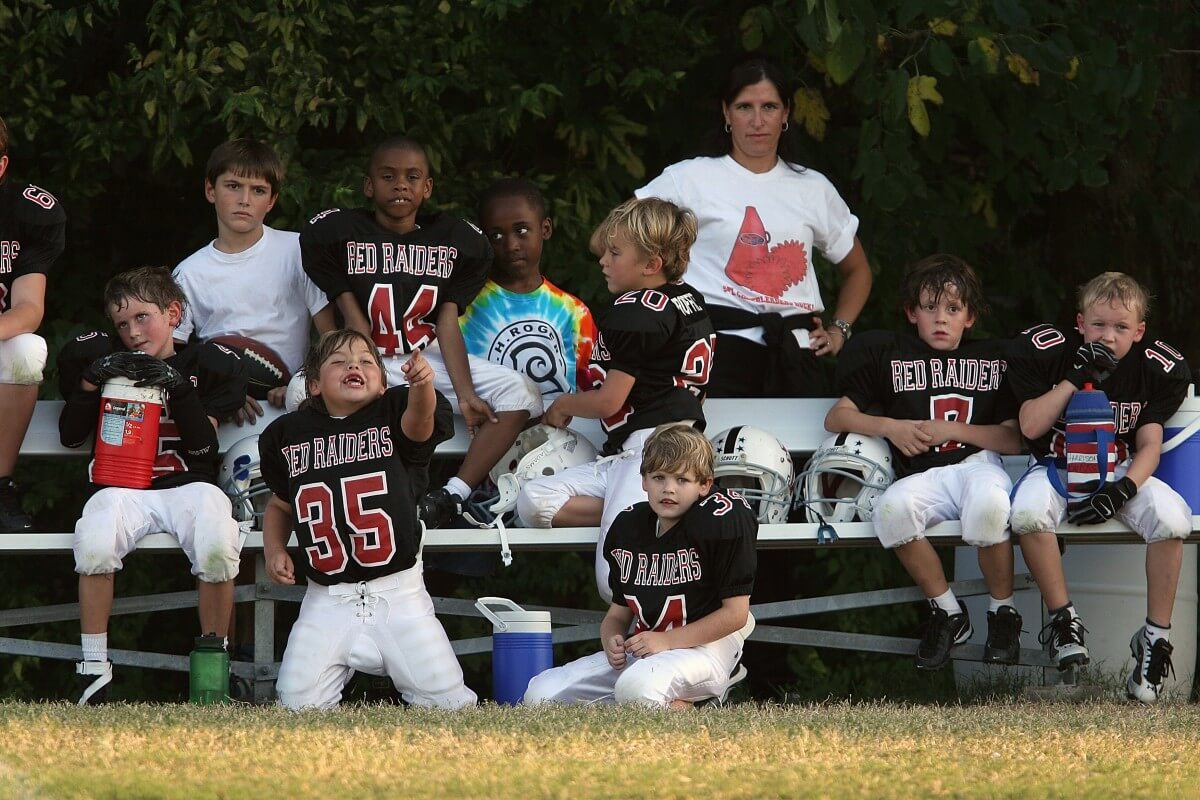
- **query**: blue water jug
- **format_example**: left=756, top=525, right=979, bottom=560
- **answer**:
left=475, top=597, right=553, bottom=705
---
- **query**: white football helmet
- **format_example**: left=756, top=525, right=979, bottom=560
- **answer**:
left=463, top=424, right=600, bottom=526
left=219, top=435, right=271, bottom=524
left=798, top=433, right=894, bottom=523
left=710, top=426, right=795, bottom=524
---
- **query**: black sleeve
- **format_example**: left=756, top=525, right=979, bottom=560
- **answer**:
left=604, top=509, right=637, bottom=605
left=443, top=217, right=492, bottom=313
left=835, top=331, right=889, bottom=411
left=300, top=210, right=351, bottom=301
left=386, top=387, right=454, bottom=499
left=601, top=294, right=672, bottom=379
left=1137, top=339, right=1191, bottom=429
left=258, top=417, right=290, bottom=500
left=1007, top=324, right=1069, bottom=404
left=194, top=340, right=249, bottom=419
left=55, top=330, right=118, bottom=398
left=170, top=386, right=219, bottom=460
left=58, top=387, right=100, bottom=448
left=13, top=186, right=66, bottom=277
left=698, top=493, right=758, bottom=599
left=56, top=331, right=118, bottom=447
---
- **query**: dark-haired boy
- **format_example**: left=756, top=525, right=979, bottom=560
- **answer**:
left=0, top=114, right=65, bottom=531
left=57, top=267, right=248, bottom=703
left=461, top=178, right=596, bottom=403
left=297, top=138, right=542, bottom=529
left=825, top=254, right=1023, bottom=671
left=173, top=139, right=333, bottom=420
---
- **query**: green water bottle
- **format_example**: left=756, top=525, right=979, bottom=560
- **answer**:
left=189, top=633, right=229, bottom=705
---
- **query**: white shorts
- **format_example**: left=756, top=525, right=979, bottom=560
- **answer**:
left=523, top=628, right=744, bottom=707
left=0, top=333, right=47, bottom=384
left=1010, top=459, right=1191, bottom=543
left=275, top=563, right=477, bottom=710
left=73, top=482, right=241, bottom=582
left=873, top=450, right=1012, bottom=549
left=284, top=340, right=542, bottom=417
left=517, top=427, right=655, bottom=602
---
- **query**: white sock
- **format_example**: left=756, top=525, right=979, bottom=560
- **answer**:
left=1145, top=620, right=1170, bottom=644
left=931, top=588, right=959, bottom=615
left=989, top=595, right=1015, bottom=614
left=445, top=477, right=471, bottom=500
left=81, top=633, right=108, bottom=663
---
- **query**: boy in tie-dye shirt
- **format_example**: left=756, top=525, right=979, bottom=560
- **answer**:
left=462, top=179, right=596, bottom=402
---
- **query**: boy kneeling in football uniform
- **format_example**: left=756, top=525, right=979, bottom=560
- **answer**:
left=259, top=329, right=476, bottom=709
left=524, top=424, right=756, bottom=708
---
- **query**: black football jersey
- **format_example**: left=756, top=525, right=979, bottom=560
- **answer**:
left=1008, top=323, right=1191, bottom=461
left=0, top=180, right=65, bottom=312
left=57, top=334, right=248, bottom=489
left=836, top=330, right=1017, bottom=477
left=259, top=387, right=454, bottom=585
left=301, top=208, right=491, bottom=356
left=604, top=490, right=757, bottom=634
left=588, top=281, right=715, bottom=453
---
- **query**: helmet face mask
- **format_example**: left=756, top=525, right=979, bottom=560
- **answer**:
left=710, top=426, right=795, bottom=524
left=219, top=435, right=271, bottom=525
left=798, top=433, right=894, bottom=523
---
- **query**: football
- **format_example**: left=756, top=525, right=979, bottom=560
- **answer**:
left=210, top=335, right=291, bottom=400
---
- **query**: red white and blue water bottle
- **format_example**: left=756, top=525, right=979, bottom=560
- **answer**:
left=91, top=376, right=164, bottom=489
left=1062, top=382, right=1118, bottom=501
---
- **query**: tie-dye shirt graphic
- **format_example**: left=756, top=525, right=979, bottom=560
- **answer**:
left=460, top=278, right=597, bottom=401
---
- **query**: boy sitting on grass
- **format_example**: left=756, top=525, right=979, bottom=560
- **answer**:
left=524, top=424, right=756, bottom=708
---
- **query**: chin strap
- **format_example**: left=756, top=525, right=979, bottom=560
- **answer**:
left=457, top=472, right=518, bottom=567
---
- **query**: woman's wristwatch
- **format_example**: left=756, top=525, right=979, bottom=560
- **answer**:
left=829, top=318, right=852, bottom=340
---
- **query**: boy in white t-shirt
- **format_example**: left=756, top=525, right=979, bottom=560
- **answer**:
left=173, top=139, right=333, bottom=422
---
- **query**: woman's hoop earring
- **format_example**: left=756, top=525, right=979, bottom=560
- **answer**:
left=782, top=120, right=789, bottom=132
left=724, top=123, right=731, bottom=133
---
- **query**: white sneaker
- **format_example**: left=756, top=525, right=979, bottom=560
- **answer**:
left=76, top=660, right=112, bottom=705
left=1126, top=626, right=1174, bottom=704
left=1038, top=608, right=1090, bottom=670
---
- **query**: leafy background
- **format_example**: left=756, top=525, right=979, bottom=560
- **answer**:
left=1, top=0, right=1197, bottom=700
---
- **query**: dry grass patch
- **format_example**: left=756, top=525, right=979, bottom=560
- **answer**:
left=0, top=700, right=1197, bottom=798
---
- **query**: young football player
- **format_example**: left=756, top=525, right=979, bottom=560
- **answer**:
left=172, top=138, right=333, bottom=422
left=517, top=197, right=716, bottom=601
left=297, top=137, right=542, bottom=530
left=259, top=329, right=477, bottom=710
left=57, top=267, right=248, bottom=704
left=1008, top=272, right=1191, bottom=702
left=0, top=115, right=64, bottom=532
left=524, top=424, right=756, bottom=708
left=461, top=178, right=597, bottom=403
left=825, top=255, right=1023, bottom=671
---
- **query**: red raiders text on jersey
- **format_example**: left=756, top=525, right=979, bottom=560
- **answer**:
left=0, top=181, right=65, bottom=312
left=835, top=330, right=1017, bottom=478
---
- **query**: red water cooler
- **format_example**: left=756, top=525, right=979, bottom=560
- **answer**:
left=92, top=376, right=164, bottom=489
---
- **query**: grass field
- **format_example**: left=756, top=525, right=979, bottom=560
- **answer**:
left=0, top=700, right=1197, bottom=799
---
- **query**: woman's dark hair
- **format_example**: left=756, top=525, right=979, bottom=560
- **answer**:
left=700, top=54, right=805, bottom=171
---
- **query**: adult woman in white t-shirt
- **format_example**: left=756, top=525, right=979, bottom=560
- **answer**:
left=636, top=56, right=872, bottom=397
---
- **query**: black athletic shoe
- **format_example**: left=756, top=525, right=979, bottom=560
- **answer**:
left=1038, top=608, right=1090, bottom=670
left=983, top=605, right=1023, bottom=665
left=76, top=660, right=112, bottom=705
left=418, top=488, right=460, bottom=530
left=1126, top=626, right=1174, bottom=704
left=0, top=478, right=33, bottom=533
left=915, top=600, right=972, bottom=671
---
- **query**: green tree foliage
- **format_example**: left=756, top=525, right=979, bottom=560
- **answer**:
left=1, top=0, right=1197, bottom=699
